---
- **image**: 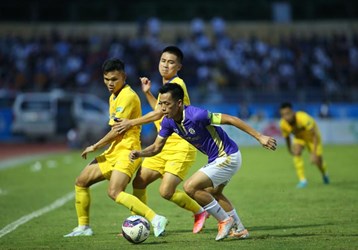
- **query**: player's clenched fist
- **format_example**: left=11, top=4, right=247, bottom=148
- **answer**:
left=129, top=150, right=141, bottom=161
left=140, top=77, right=151, bottom=93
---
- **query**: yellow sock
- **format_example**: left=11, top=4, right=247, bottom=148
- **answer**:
left=322, top=162, right=328, bottom=174
left=133, top=188, right=147, bottom=204
left=170, top=190, right=202, bottom=214
left=293, top=156, right=306, bottom=181
left=115, top=192, right=156, bottom=222
left=75, top=185, right=90, bottom=226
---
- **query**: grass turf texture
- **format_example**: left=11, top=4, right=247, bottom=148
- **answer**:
left=0, top=145, right=357, bottom=249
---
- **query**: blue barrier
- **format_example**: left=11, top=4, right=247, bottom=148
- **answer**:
left=0, top=108, right=13, bottom=140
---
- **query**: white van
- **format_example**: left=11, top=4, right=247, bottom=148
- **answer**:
left=11, top=91, right=109, bottom=144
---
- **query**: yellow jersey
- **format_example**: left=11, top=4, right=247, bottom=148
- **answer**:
left=279, top=111, right=320, bottom=141
left=155, top=76, right=195, bottom=151
left=104, top=84, right=142, bottom=159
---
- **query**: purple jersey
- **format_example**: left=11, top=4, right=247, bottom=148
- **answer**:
left=159, top=105, right=238, bottom=163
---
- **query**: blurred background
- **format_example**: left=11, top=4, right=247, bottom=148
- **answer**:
left=0, top=0, right=357, bottom=148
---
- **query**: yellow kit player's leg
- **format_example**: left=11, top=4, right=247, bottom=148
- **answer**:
left=322, top=162, right=330, bottom=184
left=115, top=192, right=155, bottom=221
left=293, top=156, right=307, bottom=188
left=170, top=190, right=202, bottom=213
left=75, top=185, right=91, bottom=226
left=133, top=188, right=147, bottom=204
left=170, top=189, right=209, bottom=233
left=64, top=185, right=93, bottom=237
left=115, top=192, right=168, bottom=237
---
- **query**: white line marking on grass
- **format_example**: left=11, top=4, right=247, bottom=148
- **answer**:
left=0, top=192, right=75, bottom=238
left=0, top=153, right=60, bottom=171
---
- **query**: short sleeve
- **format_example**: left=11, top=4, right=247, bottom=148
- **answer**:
left=158, top=118, right=174, bottom=138
left=192, top=107, right=211, bottom=126
left=109, top=87, right=141, bottom=126
left=303, top=114, right=315, bottom=130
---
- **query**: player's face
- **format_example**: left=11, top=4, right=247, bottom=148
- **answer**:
left=280, top=107, right=295, bottom=124
left=159, top=93, right=182, bottom=121
left=159, top=52, right=182, bottom=81
left=103, top=70, right=126, bottom=95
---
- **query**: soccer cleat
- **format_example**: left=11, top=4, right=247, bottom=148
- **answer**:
left=215, top=216, right=235, bottom=241
left=229, top=228, right=250, bottom=239
left=323, top=175, right=330, bottom=184
left=151, top=215, right=169, bottom=237
left=193, top=210, right=210, bottom=233
left=296, top=180, right=308, bottom=188
left=64, top=226, right=93, bottom=237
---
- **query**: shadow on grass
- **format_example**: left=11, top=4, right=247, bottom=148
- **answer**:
left=249, top=223, right=334, bottom=231
left=188, top=222, right=334, bottom=235
left=110, top=232, right=170, bottom=245
left=140, top=240, right=170, bottom=245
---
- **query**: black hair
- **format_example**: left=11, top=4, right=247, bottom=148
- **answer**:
left=159, top=83, right=184, bottom=102
left=280, top=102, right=293, bottom=109
left=102, top=58, right=125, bottom=73
left=162, top=46, right=184, bottom=63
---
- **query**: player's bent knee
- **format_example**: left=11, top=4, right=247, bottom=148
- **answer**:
left=132, top=179, right=147, bottom=189
left=159, top=188, right=174, bottom=200
left=107, top=187, right=121, bottom=201
left=183, top=181, right=196, bottom=198
left=132, top=175, right=148, bottom=189
left=75, top=177, right=89, bottom=188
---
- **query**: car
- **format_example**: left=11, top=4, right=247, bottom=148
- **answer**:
left=11, top=90, right=109, bottom=145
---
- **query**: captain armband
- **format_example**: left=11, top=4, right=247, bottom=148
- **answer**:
left=210, top=112, right=222, bottom=125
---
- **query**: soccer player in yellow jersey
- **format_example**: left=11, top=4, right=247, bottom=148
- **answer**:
left=279, top=102, right=330, bottom=188
left=114, top=46, right=209, bottom=234
left=64, top=59, right=168, bottom=238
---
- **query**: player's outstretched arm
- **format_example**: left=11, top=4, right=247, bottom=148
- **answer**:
left=140, top=77, right=157, bottom=110
left=113, top=109, right=164, bottom=134
left=220, top=114, right=277, bottom=151
left=129, top=136, right=167, bottom=161
left=81, top=127, right=123, bottom=159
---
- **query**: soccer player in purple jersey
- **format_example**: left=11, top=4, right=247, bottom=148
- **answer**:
left=129, top=83, right=277, bottom=241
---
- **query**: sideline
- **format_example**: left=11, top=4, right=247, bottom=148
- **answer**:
left=0, top=192, right=75, bottom=238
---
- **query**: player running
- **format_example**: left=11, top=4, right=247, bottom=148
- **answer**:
left=64, top=59, right=167, bottom=238
left=114, top=46, right=208, bottom=234
left=129, top=83, right=277, bottom=241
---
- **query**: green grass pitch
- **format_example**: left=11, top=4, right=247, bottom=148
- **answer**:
left=0, top=145, right=357, bottom=249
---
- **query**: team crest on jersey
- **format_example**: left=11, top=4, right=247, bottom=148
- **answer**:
left=189, top=128, right=195, bottom=135
left=116, top=107, right=123, bottom=112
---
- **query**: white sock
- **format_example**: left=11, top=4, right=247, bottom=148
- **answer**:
left=203, top=199, right=229, bottom=222
left=227, top=209, right=245, bottom=231
left=78, top=225, right=89, bottom=230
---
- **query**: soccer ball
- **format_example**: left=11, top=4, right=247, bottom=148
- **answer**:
left=122, top=215, right=150, bottom=244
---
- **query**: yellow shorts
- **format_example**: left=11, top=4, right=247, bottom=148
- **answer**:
left=142, top=147, right=196, bottom=180
left=96, top=151, right=142, bottom=180
left=293, top=137, right=323, bottom=156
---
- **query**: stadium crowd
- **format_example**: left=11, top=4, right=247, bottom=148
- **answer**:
left=0, top=18, right=357, bottom=103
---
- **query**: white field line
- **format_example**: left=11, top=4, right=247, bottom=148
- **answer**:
left=0, top=153, right=62, bottom=171
left=0, top=192, right=75, bottom=238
